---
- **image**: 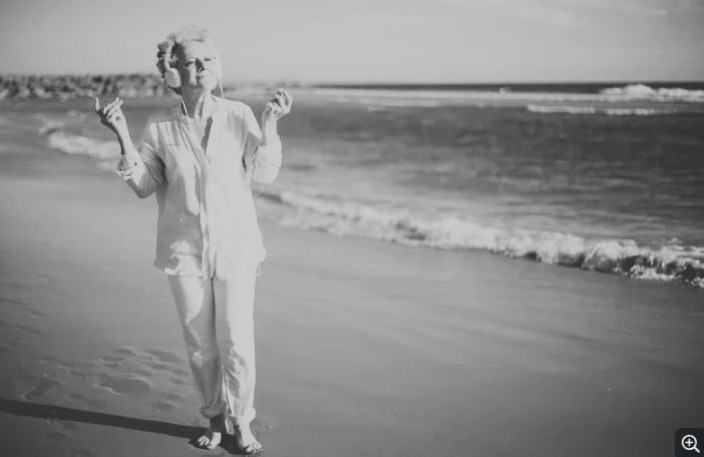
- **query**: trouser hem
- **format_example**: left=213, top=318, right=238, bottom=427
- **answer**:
left=200, top=402, right=228, bottom=419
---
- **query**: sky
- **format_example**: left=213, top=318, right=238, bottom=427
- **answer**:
left=1, top=0, right=703, bottom=84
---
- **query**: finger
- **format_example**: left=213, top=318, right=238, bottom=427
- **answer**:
left=105, top=104, right=123, bottom=118
left=267, top=101, right=281, bottom=113
left=104, top=98, right=123, bottom=112
left=275, top=93, right=290, bottom=113
left=94, top=97, right=101, bottom=113
left=103, top=100, right=124, bottom=117
left=265, top=103, right=282, bottom=116
left=281, top=89, right=293, bottom=107
left=276, top=89, right=291, bottom=107
left=107, top=107, right=122, bottom=120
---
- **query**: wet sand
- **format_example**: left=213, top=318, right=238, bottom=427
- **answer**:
left=1, top=112, right=703, bottom=457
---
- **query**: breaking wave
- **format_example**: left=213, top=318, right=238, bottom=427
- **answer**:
left=599, top=84, right=704, bottom=102
left=258, top=189, right=704, bottom=288
left=311, top=85, right=704, bottom=104
left=526, top=104, right=678, bottom=116
left=40, top=122, right=119, bottom=171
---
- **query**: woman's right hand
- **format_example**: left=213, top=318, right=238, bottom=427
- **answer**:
left=94, top=97, right=128, bottom=136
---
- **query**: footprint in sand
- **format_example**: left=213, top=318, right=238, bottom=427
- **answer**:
left=68, top=369, right=89, bottom=380
left=145, top=349, right=183, bottom=364
left=46, top=419, right=78, bottom=442
left=150, top=401, right=176, bottom=413
left=169, top=377, right=192, bottom=387
left=22, top=375, right=61, bottom=400
left=162, top=392, right=183, bottom=401
left=13, top=323, right=44, bottom=339
left=112, top=347, right=139, bottom=357
left=67, top=393, right=107, bottom=410
left=144, top=360, right=172, bottom=371
left=95, top=373, right=153, bottom=396
left=99, top=355, right=124, bottom=364
left=109, top=347, right=190, bottom=378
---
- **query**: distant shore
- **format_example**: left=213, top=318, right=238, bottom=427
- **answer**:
left=0, top=74, right=305, bottom=100
left=4, top=74, right=703, bottom=101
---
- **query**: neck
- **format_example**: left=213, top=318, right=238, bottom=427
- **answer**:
left=181, top=89, right=214, bottom=120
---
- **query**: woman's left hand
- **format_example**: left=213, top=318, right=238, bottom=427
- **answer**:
left=262, top=88, right=293, bottom=125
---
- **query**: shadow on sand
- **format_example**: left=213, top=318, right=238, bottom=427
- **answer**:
left=0, top=398, right=257, bottom=455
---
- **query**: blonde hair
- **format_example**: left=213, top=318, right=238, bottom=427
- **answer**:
left=156, top=26, right=220, bottom=93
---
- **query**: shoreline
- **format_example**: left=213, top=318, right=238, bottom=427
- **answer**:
left=1, top=111, right=704, bottom=457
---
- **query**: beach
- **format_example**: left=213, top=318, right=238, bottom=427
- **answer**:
left=1, top=96, right=704, bottom=457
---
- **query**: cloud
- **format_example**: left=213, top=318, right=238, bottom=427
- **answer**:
left=536, top=0, right=704, bottom=17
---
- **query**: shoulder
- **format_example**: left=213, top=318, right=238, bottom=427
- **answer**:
left=216, top=97, right=255, bottom=119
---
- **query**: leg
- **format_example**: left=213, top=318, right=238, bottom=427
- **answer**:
left=167, top=275, right=227, bottom=449
left=213, top=263, right=262, bottom=453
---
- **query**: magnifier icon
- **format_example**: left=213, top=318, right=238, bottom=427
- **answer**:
left=683, top=435, right=701, bottom=454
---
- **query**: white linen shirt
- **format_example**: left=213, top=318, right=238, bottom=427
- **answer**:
left=115, top=96, right=282, bottom=279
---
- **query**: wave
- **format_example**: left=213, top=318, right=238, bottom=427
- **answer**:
left=40, top=120, right=704, bottom=289
left=599, top=84, right=704, bottom=102
left=40, top=121, right=119, bottom=171
left=257, top=189, right=704, bottom=288
left=333, top=96, right=443, bottom=108
left=309, top=87, right=704, bottom=104
left=526, top=104, right=678, bottom=116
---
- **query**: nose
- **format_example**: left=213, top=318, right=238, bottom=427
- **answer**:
left=196, top=59, right=206, bottom=71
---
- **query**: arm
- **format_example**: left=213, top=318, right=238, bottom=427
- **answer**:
left=114, top=124, right=166, bottom=199
left=242, top=105, right=283, bottom=185
left=94, top=97, right=165, bottom=198
left=242, top=89, right=293, bottom=185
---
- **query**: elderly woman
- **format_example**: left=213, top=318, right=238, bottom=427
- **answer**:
left=94, top=26, right=292, bottom=453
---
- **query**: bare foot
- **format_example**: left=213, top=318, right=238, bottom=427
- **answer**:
left=234, top=422, right=262, bottom=454
left=196, top=414, right=227, bottom=450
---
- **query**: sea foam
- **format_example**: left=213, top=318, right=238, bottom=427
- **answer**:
left=311, top=86, right=704, bottom=105
left=526, top=104, right=678, bottom=116
left=258, top=189, right=704, bottom=288
left=599, top=84, right=704, bottom=102
left=40, top=121, right=119, bottom=171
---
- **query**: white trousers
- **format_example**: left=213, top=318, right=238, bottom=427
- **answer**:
left=167, top=263, right=258, bottom=425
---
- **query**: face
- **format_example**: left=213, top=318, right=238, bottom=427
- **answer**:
left=174, top=41, right=219, bottom=91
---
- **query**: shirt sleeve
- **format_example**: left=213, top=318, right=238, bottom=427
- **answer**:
left=242, top=104, right=282, bottom=185
left=115, top=121, right=166, bottom=199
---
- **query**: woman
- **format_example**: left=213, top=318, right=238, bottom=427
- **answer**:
left=94, top=26, right=292, bottom=453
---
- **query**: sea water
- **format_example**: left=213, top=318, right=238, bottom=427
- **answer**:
left=15, top=82, right=704, bottom=287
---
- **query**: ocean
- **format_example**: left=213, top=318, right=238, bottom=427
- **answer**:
left=8, top=82, right=704, bottom=288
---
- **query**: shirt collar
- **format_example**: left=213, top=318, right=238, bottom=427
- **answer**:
left=175, top=94, right=223, bottom=122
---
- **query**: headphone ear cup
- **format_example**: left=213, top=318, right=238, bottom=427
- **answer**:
left=165, top=68, right=181, bottom=88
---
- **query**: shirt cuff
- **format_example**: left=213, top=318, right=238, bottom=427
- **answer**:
left=115, top=156, right=140, bottom=179
left=257, top=136, right=283, bottom=165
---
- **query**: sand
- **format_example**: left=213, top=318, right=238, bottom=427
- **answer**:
left=1, top=108, right=703, bottom=457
